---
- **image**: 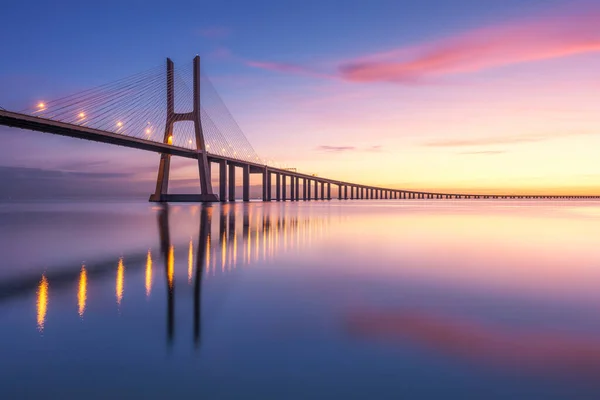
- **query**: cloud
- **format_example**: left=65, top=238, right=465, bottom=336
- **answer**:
left=245, top=61, right=334, bottom=79
left=457, top=150, right=507, bottom=155
left=316, top=145, right=384, bottom=153
left=316, top=145, right=356, bottom=152
left=196, top=27, right=231, bottom=39
left=0, top=165, right=150, bottom=200
left=244, top=6, right=600, bottom=84
left=339, top=8, right=600, bottom=83
left=0, top=165, right=134, bottom=180
left=422, top=132, right=595, bottom=147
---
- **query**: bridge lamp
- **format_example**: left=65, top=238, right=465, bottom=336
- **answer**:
left=78, top=112, right=86, bottom=119
left=167, top=135, right=173, bottom=145
left=145, top=128, right=151, bottom=134
left=37, top=102, right=46, bottom=109
left=116, top=121, right=123, bottom=128
left=188, top=139, right=192, bottom=144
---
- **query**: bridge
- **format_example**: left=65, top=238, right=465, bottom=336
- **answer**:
left=0, top=56, right=597, bottom=201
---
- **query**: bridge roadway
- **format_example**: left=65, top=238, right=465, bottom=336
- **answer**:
left=2, top=109, right=599, bottom=201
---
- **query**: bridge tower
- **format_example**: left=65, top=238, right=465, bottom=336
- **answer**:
left=149, top=56, right=218, bottom=202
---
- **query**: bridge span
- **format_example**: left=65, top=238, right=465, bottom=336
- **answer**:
left=0, top=56, right=597, bottom=202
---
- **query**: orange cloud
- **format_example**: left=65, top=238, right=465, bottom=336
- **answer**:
left=339, top=9, right=600, bottom=82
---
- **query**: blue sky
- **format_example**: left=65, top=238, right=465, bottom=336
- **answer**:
left=1, top=0, right=599, bottom=198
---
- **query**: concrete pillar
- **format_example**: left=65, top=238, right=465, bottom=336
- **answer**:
left=228, top=163, right=236, bottom=202
left=276, top=173, right=281, bottom=201
left=243, top=165, right=250, bottom=202
left=344, top=185, right=348, bottom=200
left=307, top=179, right=311, bottom=200
left=266, top=172, right=272, bottom=201
left=327, top=183, right=331, bottom=200
left=282, top=175, right=287, bottom=201
left=219, top=160, right=227, bottom=202
left=338, top=184, right=342, bottom=200
left=303, top=178, right=308, bottom=201
left=295, top=177, right=300, bottom=201
left=262, top=169, right=269, bottom=201
left=321, top=182, right=325, bottom=200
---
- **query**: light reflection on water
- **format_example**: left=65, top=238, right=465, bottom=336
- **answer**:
left=2, top=200, right=600, bottom=398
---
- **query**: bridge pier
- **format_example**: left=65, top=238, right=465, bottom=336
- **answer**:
left=276, top=173, right=281, bottom=201
left=267, top=172, right=272, bottom=201
left=327, top=183, right=331, bottom=200
left=243, top=165, right=250, bottom=202
left=150, top=56, right=218, bottom=203
left=262, top=169, right=269, bottom=201
left=303, top=178, right=308, bottom=201
left=219, top=160, right=227, bottom=202
left=228, top=163, right=236, bottom=202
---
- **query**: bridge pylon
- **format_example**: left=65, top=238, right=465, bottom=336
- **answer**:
left=149, top=56, right=218, bottom=202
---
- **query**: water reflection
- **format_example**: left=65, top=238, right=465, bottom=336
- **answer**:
left=145, top=250, right=152, bottom=297
left=5, top=202, right=600, bottom=396
left=77, top=265, right=87, bottom=317
left=188, top=238, right=193, bottom=284
left=346, top=309, right=600, bottom=376
left=13, top=204, right=329, bottom=342
left=36, top=275, right=48, bottom=332
left=116, top=258, right=124, bottom=306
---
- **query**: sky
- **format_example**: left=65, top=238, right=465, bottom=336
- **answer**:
left=1, top=0, right=600, bottom=198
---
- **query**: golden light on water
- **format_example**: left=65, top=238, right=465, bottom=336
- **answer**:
left=188, top=238, right=193, bottom=284
left=221, top=232, right=227, bottom=271
left=116, top=258, right=124, bottom=305
left=233, top=232, right=238, bottom=266
left=78, top=265, right=87, bottom=317
left=145, top=250, right=152, bottom=297
left=36, top=275, right=48, bottom=332
left=168, top=245, right=174, bottom=289
left=206, top=234, right=211, bottom=273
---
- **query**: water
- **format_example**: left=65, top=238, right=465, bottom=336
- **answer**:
left=1, top=200, right=600, bottom=399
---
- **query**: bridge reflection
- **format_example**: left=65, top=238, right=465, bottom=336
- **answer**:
left=23, top=204, right=329, bottom=343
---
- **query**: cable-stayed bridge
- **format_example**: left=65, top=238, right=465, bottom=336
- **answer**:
left=0, top=56, right=596, bottom=201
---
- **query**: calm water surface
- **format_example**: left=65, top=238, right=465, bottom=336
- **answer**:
left=1, top=200, right=600, bottom=399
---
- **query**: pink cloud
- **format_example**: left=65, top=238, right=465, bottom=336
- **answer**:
left=245, top=60, right=334, bottom=79
left=340, top=9, right=600, bottom=82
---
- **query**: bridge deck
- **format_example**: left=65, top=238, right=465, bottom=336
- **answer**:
left=1, top=110, right=598, bottom=200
